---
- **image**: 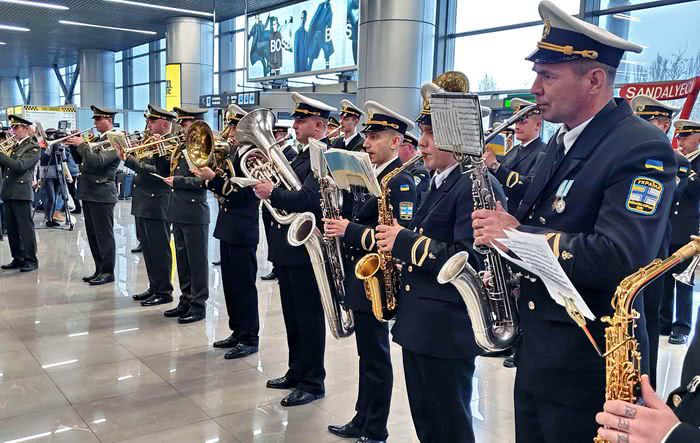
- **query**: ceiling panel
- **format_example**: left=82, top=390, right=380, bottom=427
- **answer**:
left=0, top=0, right=295, bottom=77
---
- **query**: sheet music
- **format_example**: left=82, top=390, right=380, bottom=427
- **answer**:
left=324, top=148, right=381, bottom=196
left=430, top=92, right=484, bottom=157
left=493, top=229, right=595, bottom=321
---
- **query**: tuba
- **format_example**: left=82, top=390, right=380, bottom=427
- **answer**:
left=355, top=154, right=424, bottom=322
left=593, top=236, right=700, bottom=443
left=288, top=137, right=354, bottom=338
left=434, top=73, right=538, bottom=352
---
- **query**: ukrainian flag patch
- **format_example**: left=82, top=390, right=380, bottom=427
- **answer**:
left=679, top=166, right=689, bottom=173
left=644, top=159, right=664, bottom=171
left=399, top=184, right=410, bottom=192
left=626, top=176, right=663, bottom=216
left=399, top=202, right=414, bottom=220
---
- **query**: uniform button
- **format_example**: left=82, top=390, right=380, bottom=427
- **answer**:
left=224, top=208, right=228, bottom=212
left=277, top=224, right=281, bottom=229
left=404, top=284, right=411, bottom=292
left=351, top=256, right=355, bottom=261
left=151, top=194, right=154, bottom=197
left=191, top=199, right=195, bottom=202
left=674, top=211, right=679, bottom=215
left=539, top=217, right=546, bottom=224
left=672, top=394, right=682, bottom=407
left=419, top=228, right=424, bottom=234
left=676, top=202, right=680, bottom=206
left=528, top=301, right=535, bottom=310
left=171, top=189, right=174, bottom=192
left=408, top=265, right=413, bottom=272
left=528, top=214, right=534, bottom=220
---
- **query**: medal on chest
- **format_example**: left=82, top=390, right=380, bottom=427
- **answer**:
left=552, top=180, right=573, bottom=214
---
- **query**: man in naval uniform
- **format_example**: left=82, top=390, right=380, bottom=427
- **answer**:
left=0, top=115, right=40, bottom=273
left=398, top=131, right=430, bottom=207
left=66, top=105, right=121, bottom=285
left=472, top=2, right=676, bottom=441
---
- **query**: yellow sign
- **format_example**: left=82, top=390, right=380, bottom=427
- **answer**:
left=165, top=64, right=182, bottom=110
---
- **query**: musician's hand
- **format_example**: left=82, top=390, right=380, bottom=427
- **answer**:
left=376, top=219, right=404, bottom=253
left=595, top=375, right=680, bottom=443
left=483, top=149, right=499, bottom=170
left=191, top=166, right=216, bottom=181
left=472, top=202, right=517, bottom=251
left=162, top=176, right=174, bottom=187
left=254, top=180, right=274, bottom=199
left=323, top=217, right=350, bottom=238
left=64, top=135, right=84, bottom=146
left=116, top=146, right=127, bottom=161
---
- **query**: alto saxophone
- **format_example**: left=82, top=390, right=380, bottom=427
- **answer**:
left=355, top=155, right=423, bottom=322
left=593, top=236, right=700, bottom=443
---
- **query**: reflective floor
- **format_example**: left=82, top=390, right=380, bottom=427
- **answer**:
left=0, top=200, right=695, bottom=443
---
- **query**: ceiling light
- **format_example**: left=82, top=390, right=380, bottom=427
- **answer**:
left=0, top=42, right=6, bottom=45
left=103, top=0, right=213, bottom=17
left=0, top=0, right=69, bottom=10
left=59, top=20, right=156, bottom=35
left=0, top=24, right=31, bottom=32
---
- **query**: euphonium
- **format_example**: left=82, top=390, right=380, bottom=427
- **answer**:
left=355, top=154, right=423, bottom=322
left=593, top=236, right=700, bottom=443
left=288, top=137, right=354, bottom=339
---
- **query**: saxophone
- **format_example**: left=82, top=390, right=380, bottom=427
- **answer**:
left=593, top=236, right=700, bottom=443
left=355, top=155, right=423, bottom=322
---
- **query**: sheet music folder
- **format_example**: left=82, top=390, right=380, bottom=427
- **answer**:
left=324, top=148, right=381, bottom=197
left=430, top=92, right=485, bottom=157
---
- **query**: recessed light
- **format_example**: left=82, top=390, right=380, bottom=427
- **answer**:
left=58, top=20, right=157, bottom=35
left=0, top=24, right=31, bottom=32
left=103, top=0, right=213, bottom=17
left=0, top=0, right=69, bottom=10
left=0, top=42, right=6, bottom=45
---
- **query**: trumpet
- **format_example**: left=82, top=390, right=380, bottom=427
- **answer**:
left=0, top=135, right=17, bottom=155
left=48, top=127, right=96, bottom=147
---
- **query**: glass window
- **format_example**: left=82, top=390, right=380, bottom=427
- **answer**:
left=215, top=21, right=220, bottom=37
left=455, top=0, right=579, bottom=32
left=598, top=0, right=666, bottom=10
left=214, top=36, right=219, bottom=73
left=132, top=84, right=149, bottom=110
left=131, top=55, right=149, bottom=84
left=132, top=43, right=149, bottom=57
left=159, top=53, right=165, bottom=80
left=214, top=73, right=219, bottom=94
left=235, top=32, right=245, bottom=69
left=115, top=51, right=123, bottom=62
left=115, top=61, right=123, bottom=88
left=73, top=75, right=80, bottom=95
left=598, top=2, right=700, bottom=84
left=73, top=94, right=81, bottom=107
left=453, top=25, right=541, bottom=92
left=115, top=88, right=123, bottom=109
left=158, top=38, right=166, bottom=50
left=159, top=82, right=166, bottom=107
left=235, top=15, right=246, bottom=30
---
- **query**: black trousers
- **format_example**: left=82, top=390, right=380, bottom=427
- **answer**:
left=4, top=199, right=37, bottom=266
left=661, top=247, right=693, bottom=336
left=220, top=241, right=259, bottom=346
left=514, top=377, right=598, bottom=443
left=276, top=263, right=326, bottom=395
left=172, top=222, right=209, bottom=315
left=135, top=217, right=172, bottom=295
left=82, top=201, right=115, bottom=275
left=402, top=349, right=475, bottom=443
left=350, top=311, right=392, bottom=441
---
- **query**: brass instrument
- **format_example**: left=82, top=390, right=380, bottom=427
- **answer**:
left=355, top=154, right=424, bottom=322
left=673, top=254, right=700, bottom=286
left=435, top=75, right=538, bottom=352
left=288, top=137, right=354, bottom=339
left=0, top=135, right=17, bottom=155
left=593, top=236, right=700, bottom=443
left=169, top=121, right=232, bottom=176
left=47, top=127, right=96, bottom=147
left=122, top=133, right=183, bottom=160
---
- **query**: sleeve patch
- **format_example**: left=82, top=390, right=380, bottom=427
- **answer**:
left=399, top=184, right=410, bottom=192
left=644, top=159, right=664, bottom=171
left=626, top=176, right=663, bottom=216
left=399, top=202, right=414, bottom=220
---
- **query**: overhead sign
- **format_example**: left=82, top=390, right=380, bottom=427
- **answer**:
left=247, top=0, right=359, bottom=81
left=20, top=105, right=77, bottom=131
left=199, top=91, right=260, bottom=109
left=620, top=77, right=699, bottom=101
left=165, top=64, right=182, bottom=110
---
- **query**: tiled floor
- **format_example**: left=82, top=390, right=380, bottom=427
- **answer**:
left=0, top=199, right=694, bottom=443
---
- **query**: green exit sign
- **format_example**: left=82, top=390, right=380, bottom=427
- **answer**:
left=503, top=94, right=536, bottom=109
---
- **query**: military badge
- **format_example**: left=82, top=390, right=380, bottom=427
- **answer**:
left=399, top=202, right=414, bottom=220
left=542, top=19, right=551, bottom=39
left=626, top=176, right=663, bottom=215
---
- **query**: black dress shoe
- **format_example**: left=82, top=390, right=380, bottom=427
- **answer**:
left=89, top=273, right=115, bottom=286
left=132, top=288, right=153, bottom=301
left=328, top=422, right=362, bottom=439
left=45, top=220, right=60, bottom=228
left=178, top=312, right=205, bottom=324
left=280, top=389, right=323, bottom=407
left=225, top=343, right=258, bottom=359
left=164, top=304, right=189, bottom=318
left=266, top=376, right=298, bottom=390
left=261, top=271, right=277, bottom=281
left=356, top=438, right=386, bottom=443
left=212, top=260, right=221, bottom=266
left=669, top=333, right=688, bottom=345
left=503, top=356, right=516, bottom=368
left=141, top=293, right=174, bottom=306
left=131, top=244, right=143, bottom=253
left=19, top=263, right=38, bottom=272
left=213, top=334, right=239, bottom=348
left=82, top=272, right=98, bottom=282
left=2, top=260, right=24, bottom=270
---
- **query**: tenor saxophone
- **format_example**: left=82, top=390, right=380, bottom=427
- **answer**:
left=593, top=236, right=700, bottom=443
left=355, top=155, right=423, bottom=322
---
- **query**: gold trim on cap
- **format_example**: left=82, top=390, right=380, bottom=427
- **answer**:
left=365, top=119, right=400, bottom=130
left=636, top=111, right=671, bottom=117
left=537, top=41, right=599, bottom=60
left=294, top=107, right=321, bottom=116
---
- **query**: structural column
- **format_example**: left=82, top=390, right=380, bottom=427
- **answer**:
left=218, top=18, right=237, bottom=94
left=0, top=78, right=20, bottom=109
left=29, top=67, right=60, bottom=106
left=166, top=16, right=214, bottom=113
left=80, top=49, right=116, bottom=108
left=357, top=0, right=436, bottom=120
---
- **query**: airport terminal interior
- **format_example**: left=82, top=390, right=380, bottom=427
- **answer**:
left=0, top=0, right=699, bottom=442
